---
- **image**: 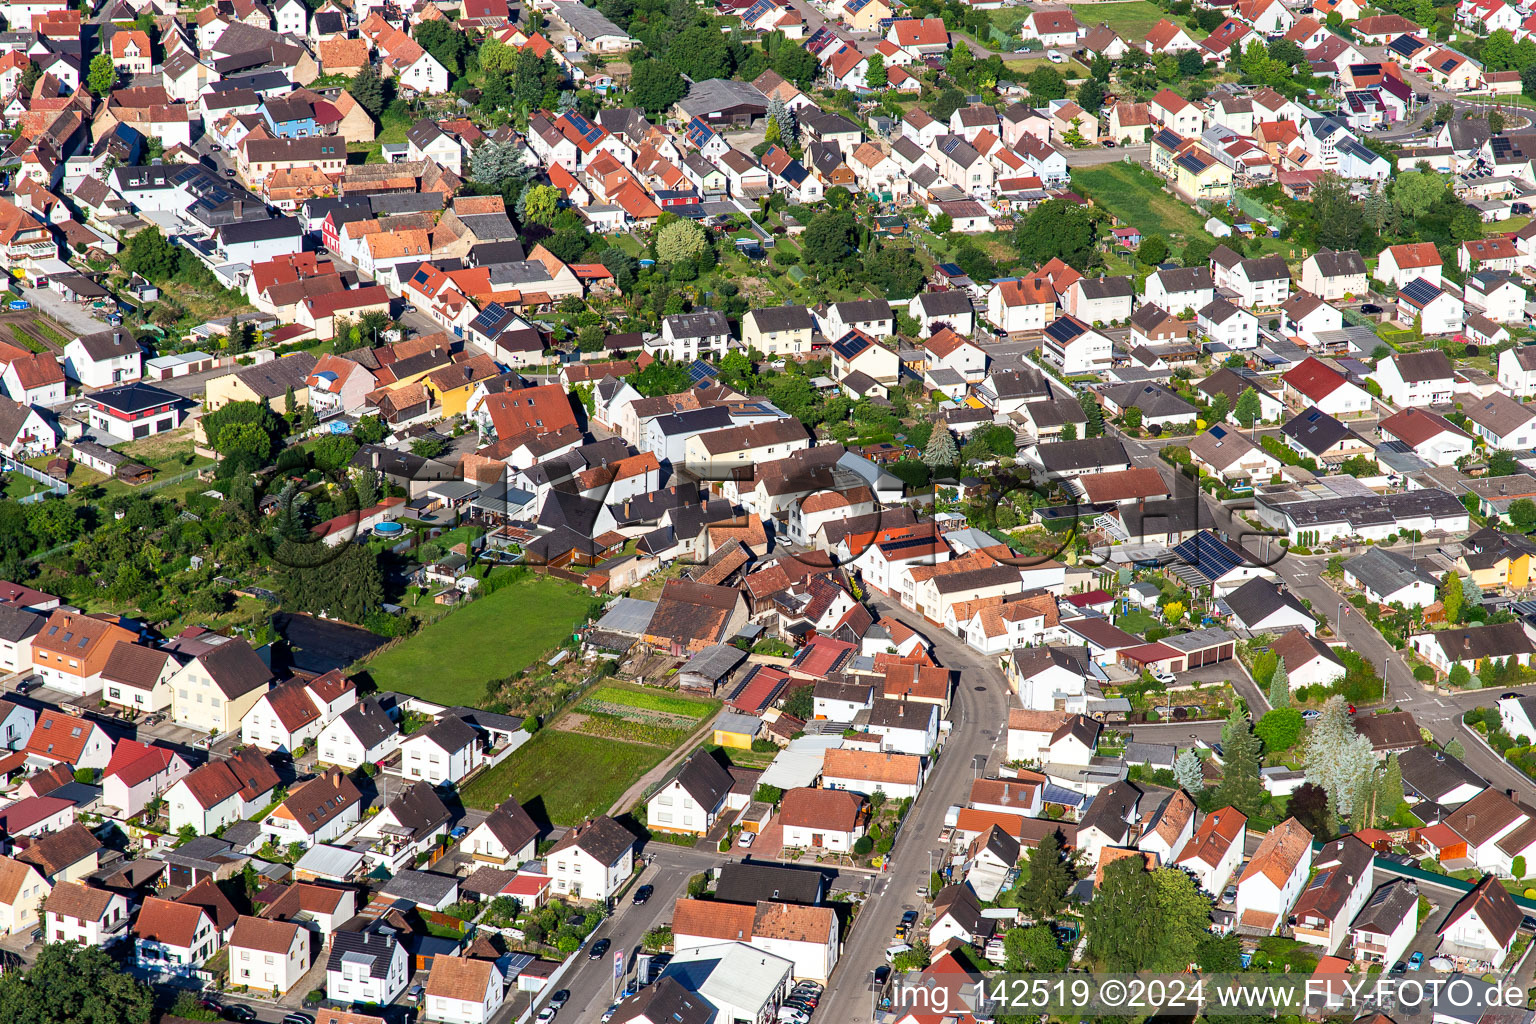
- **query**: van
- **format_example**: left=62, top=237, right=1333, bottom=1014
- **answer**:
left=885, top=943, right=913, bottom=963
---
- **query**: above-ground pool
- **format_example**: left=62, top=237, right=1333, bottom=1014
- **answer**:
left=374, top=521, right=404, bottom=536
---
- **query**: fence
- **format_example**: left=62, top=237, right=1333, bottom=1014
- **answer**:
left=1, top=453, right=65, bottom=502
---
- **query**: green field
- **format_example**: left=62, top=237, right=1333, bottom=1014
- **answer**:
left=460, top=729, right=668, bottom=824
left=1072, top=163, right=1213, bottom=245
left=358, top=576, right=595, bottom=704
left=585, top=685, right=716, bottom=718
left=1083, top=0, right=1201, bottom=39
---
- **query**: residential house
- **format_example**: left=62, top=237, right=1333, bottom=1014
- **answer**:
left=263, top=768, right=361, bottom=848
left=228, top=915, right=311, bottom=995
left=778, top=788, right=865, bottom=853
left=1234, top=817, right=1315, bottom=935
left=545, top=816, right=635, bottom=901
left=170, top=639, right=273, bottom=735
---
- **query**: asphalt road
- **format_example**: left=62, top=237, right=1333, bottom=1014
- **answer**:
left=810, top=592, right=1011, bottom=1024
left=1117, top=429, right=1536, bottom=799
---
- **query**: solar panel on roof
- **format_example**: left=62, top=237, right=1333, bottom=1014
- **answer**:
left=1173, top=531, right=1247, bottom=580
left=688, top=360, right=719, bottom=384
left=743, top=0, right=774, bottom=20
left=1400, top=277, right=1441, bottom=305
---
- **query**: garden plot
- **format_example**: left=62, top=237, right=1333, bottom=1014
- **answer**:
left=564, top=686, right=718, bottom=747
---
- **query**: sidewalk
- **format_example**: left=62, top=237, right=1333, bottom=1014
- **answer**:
left=605, top=710, right=722, bottom=816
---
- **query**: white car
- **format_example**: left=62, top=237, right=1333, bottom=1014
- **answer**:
left=738, top=830, right=755, bottom=848
left=1046, top=50, right=1066, bottom=63
left=1152, top=669, right=1177, bottom=685
left=537, top=1009, right=557, bottom=1024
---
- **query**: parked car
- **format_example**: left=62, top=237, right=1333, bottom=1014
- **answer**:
left=450, top=825, right=468, bottom=839
left=738, top=830, right=755, bottom=848
left=602, top=1010, right=618, bottom=1023
left=283, top=1015, right=314, bottom=1024
left=899, top=911, right=918, bottom=929
left=1152, top=669, right=1176, bottom=685
left=1503, top=692, right=1522, bottom=700
left=590, top=938, right=611, bottom=960
left=1390, top=961, right=1407, bottom=975
left=1360, top=304, right=1383, bottom=315
left=550, top=991, right=570, bottom=1009
left=407, top=985, right=425, bottom=1004
left=1046, top=49, right=1066, bottom=63
left=1301, top=709, right=1320, bottom=721
left=536, top=1009, right=557, bottom=1023
left=13, top=678, right=36, bottom=694
left=222, top=1007, right=256, bottom=1022
left=632, top=885, right=654, bottom=905
left=1408, top=951, right=1424, bottom=970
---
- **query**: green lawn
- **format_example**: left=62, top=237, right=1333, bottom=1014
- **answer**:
left=1072, top=163, right=1214, bottom=245
left=1080, top=1, right=1187, bottom=39
left=460, top=728, right=668, bottom=824
left=586, top=684, right=716, bottom=719
left=357, top=576, right=595, bottom=705
left=1114, top=608, right=1160, bottom=634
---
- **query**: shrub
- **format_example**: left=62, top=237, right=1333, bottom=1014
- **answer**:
left=853, top=835, right=874, bottom=856
left=1413, top=665, right=1435, bottom=682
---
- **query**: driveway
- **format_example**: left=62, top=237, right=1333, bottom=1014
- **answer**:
left=15, top=285, right=108, bottom=340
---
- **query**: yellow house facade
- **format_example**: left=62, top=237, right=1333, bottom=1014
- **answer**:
left=1174, top=148, right=1234, bottom=201
left=169, top=640, right=274, bottom=735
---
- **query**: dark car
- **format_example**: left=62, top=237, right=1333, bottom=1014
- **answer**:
left=201, top=999, right=223, bottom=1014
left=1390, top=961, right=1407, bottom=975
left=550, top=991, right=571, bottom=1009
left=873, top=966, right=891, bottom=986
left=900, top=910, right=918, bottom=928
left=283, top=1014, right=314, bottom=1024
left=222, top=1007, right=257, bottom=1022
left=590, top=938, right=612, bottom=961
left=633, top=885, right=654, bottom=905
left=14, top=678, right=37, bottom=694
left=1361, top=304, right=1383, bottom=315
left=1503, top=692, right=1522, bottom=700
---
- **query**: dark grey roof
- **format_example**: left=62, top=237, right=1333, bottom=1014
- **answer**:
left=1343, top=547, right=1436, bottom=597
left=379, top=868, right=458, bottom=906
left=915, top=291, right=974, bottom=316
left=416, top=715, right=478, bottom=753
left=1350, top=879, right=1419, bottom=936
left=383, top=780, right=451, bottom=837
left=1079, top=779, right=1144, bottom=843
left=0, top=604, right=43, bottom=644
left=1101, top=382, right=1196, bottom=419
left=612, top=977, right=714, bottom=1024
left=747, top=305, right=815, bottom=333
left=1034, top=436, right=1129, bottom=473
left=1224, top=578, right=1312, bottom=630
left=713, top=862, right=825, bottom=906
left=233, top=352, right=319, bottom=400
left=1398, top=745, right=1486, bottom=804
left=72, top=329, right=139, bottom=362
left=327, top=926, right=401, bottom=978
left=1280, top=407, right=1357, bottom=457
left=663, top=310, right=730, bottom=339
left=1311, top=249, right=1367, bottom=278
left=335, top=698, right=398, bottom=749
left=662, top=750, right=734, bottom=811
left=1075, top=276, right=1134, bottom=300
left=198, top=639, right=272, bottom=699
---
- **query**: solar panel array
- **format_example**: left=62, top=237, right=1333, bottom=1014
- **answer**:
left=564, top=111, right=604, bottom=144
left=1172, top=530, right=1246, bottom=579
left=688, top=360, right=718, bottom=384
left=1400, top=277, right=1442, bottom=305
left=743, top=0, right=775, bottom=21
